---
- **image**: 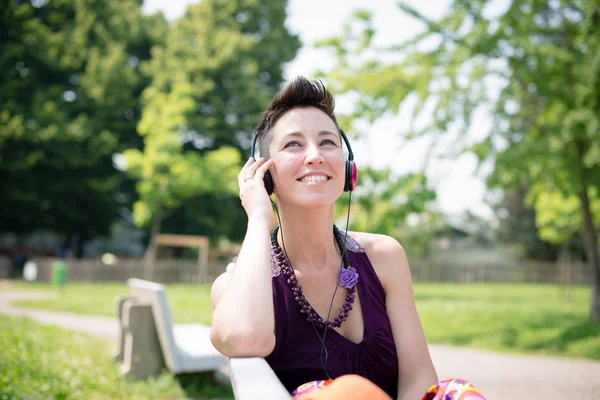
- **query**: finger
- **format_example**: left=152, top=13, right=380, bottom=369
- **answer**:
left=246, top=158, right=266, bottom=179
left=246, top=157, right=265, bottom=175
left=238, top=157, right=256, bottom=182
left=244, top=157, right=257, bottom=172
left=254, top=159, right=274, bottom=180
left=238, top=165, right=251, bottom=188
left=239, top=159, right=263, bottom=188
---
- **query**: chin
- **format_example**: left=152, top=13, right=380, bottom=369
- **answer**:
left=289, top=190, right=343, bottom=209
left=298, top=198, right=336, bottom=208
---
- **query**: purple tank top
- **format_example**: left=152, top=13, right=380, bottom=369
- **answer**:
left=265, top=235, right=399, bottom=399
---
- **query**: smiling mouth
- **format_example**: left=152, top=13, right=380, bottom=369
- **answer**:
left=298, top=175, right=330, bottom=183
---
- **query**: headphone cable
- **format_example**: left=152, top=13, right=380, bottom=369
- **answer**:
left=319, top=190, right=352, bottom=375
left=272, top=199, right=332, bottom=379
left=271, top=189, right=352, bottom=381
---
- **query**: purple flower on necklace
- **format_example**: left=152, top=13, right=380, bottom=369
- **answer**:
left=338, top=266, right=359, bottom=289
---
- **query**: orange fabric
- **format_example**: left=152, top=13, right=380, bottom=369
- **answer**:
left=295, top=375, right=392, bottom=400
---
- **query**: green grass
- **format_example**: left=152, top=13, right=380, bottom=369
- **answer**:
left=7, top=281, right=214, bottom=325
left=415, top=283, right=600, bottom=360
left=0, top=314, right=233, bottom=399
left=5, top=281, right=600, bottom=360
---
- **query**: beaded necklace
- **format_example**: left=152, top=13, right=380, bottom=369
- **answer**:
left=270, top=225, right=359, bottom=329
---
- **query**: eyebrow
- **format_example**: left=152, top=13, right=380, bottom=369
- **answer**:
left=283, top=130, right=338, bottom=138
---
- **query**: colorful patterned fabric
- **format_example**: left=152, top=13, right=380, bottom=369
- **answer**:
left=292, top=379, right=334, bottom=398
left=292, top=377, right=487, bottom=400
left=421, top=378, right=486, bottom=400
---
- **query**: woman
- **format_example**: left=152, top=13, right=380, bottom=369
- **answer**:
left=210, top=77, right=439, bottom=400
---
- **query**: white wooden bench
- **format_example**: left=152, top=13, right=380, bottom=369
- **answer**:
left=115, top=278, right=227, bottom=379
left=228, top=357, right=292, bottom=400
left=115, top=278, right=292, bottom=399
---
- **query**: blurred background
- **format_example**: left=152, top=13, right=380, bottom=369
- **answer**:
left=2, top=0, right=598, bottom=304
left=1, top=0, right=599, bottom=398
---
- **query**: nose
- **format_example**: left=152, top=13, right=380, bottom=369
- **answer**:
left=304, top=142, right=325, bottom=165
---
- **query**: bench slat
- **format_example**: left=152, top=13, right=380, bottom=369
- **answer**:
left=228, top=357, right=292, bottom=400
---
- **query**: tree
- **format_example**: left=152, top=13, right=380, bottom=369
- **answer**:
left=491, top=186, right=589, bottom=260
left=0, top=0, right=167, bottom=256
left=317, top=1, right=600, bottom=319
left=492, top=187, right=561, bottom=260
left=124, top=0, right=301, bottom=254
left=122, top=83, right=242, bottom=262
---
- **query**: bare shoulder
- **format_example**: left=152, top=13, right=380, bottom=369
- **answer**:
left=347, top=231, right=405, bottom=257
left=346, top=231, right=409, bottom=291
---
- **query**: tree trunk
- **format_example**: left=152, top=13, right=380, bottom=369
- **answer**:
left=579, top=187, right=600, bottom=321
left=143, top=202, right=163, bottom=281
left=576, top=142, right=600, bottom=321
left=74, top=229, right=87, bottom=259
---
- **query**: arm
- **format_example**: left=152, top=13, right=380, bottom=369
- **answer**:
left=209, top=158, right=276, bottom=357
left=367, top=235, right=438, bottom=400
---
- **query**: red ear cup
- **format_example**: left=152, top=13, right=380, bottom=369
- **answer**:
left=344, top=160, right=357, bottom=192
left=350, top=161, right=357, bottom=191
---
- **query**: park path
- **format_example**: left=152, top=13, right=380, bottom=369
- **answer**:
left=0, top=290, right=119, bottom=340
left=1, top=289, right=600, bottom=399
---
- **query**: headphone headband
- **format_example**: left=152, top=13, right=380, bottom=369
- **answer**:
left=339, top=129, right=353, bottom=161
left=251, top=131, right=260, bottom=158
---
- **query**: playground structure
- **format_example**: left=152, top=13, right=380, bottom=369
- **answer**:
left=144, top=234, right=210, bottom=281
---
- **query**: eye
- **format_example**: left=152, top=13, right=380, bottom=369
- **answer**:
left=320, top=139, right=337, bottom=146
left=283, top=140, right=301, bottom=149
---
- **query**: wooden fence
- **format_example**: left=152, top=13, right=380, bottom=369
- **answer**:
left=0, top=256, right=11, bottom=279
left=409, top=259, right=590, bottom=285
left=24, top=257, right=226, bottom=284
left=0, top=256, right=591, bottom=286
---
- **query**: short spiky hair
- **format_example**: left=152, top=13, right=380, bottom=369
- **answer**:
left=255, top=76, right=338, bottom=158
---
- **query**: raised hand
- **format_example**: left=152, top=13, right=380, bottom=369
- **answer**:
left=238, top=157, right=275, bottom=223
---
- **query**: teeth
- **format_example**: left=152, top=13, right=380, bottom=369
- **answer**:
left=300, top=175, right=328, bottom=183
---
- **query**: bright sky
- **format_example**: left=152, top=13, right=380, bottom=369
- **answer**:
left=142, top=0, right=495, bottom=220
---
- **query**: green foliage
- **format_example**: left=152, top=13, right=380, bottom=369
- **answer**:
left=142, top=0, right=300, bottom=147
left=126, top=0, right=301, bottom=239
left=0, top=313, right=233, bottom=399
left=124, top=82, right=242, bottom=225
left=491, top=187, right=565, bottom=260
left=1, top=0, right=301, bottom=248
left=0, top=0, right=167, bottom=252
left=318, top=0, right=600, bottom=245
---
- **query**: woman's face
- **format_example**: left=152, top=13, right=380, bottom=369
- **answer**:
left=268, top=107, right=346, bottom=207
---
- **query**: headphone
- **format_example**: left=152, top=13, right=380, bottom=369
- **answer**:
left=250, top=128, right=358, bottom=195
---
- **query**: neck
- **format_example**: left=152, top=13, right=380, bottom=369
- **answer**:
left=274, top=202, right=341, bottom=273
